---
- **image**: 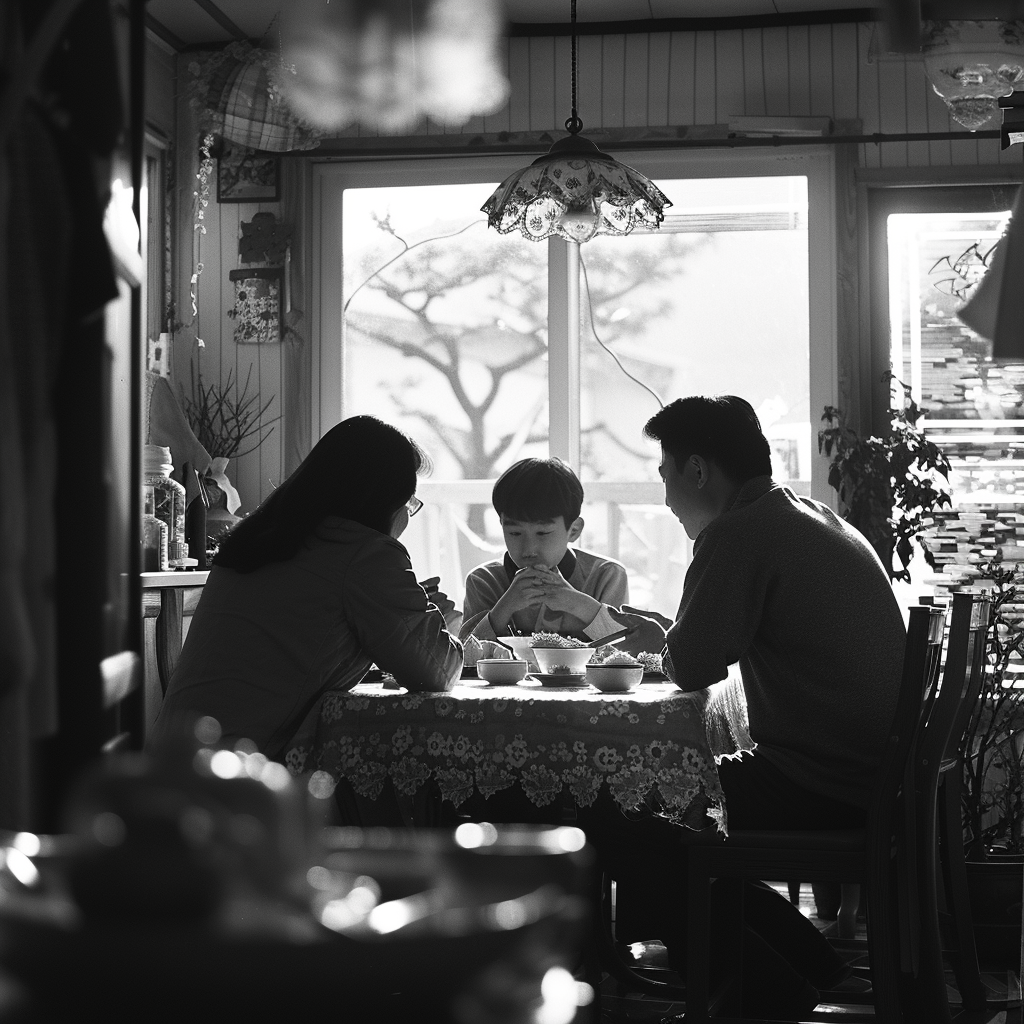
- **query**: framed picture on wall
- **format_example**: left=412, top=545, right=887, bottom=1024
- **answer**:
left=228, top=268, right=282, bottom=344
left=217, top=142, right=279, bottom=202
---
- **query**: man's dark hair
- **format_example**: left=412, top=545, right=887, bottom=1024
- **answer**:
left=492, top=458, right=584, bottom=528
left=643, top=396, right=772, bottom=481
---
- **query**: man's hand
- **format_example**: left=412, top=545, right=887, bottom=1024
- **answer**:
left=620, top=604, right=674, bottom=630
left=612, top=606, right=670, bottom=658
left=420, top=577, right=463, bottom=632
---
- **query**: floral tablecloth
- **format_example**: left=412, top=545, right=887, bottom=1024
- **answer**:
left=288, top=679, right=750, bottom=833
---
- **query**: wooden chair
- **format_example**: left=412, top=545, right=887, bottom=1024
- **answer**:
left=682, top=603, right=947, bottom=1022
left=911, top=592, right=991, bottom=1023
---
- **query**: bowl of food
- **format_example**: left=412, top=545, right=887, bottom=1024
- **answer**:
left=588, top=652, right=643, bottom=692
left=587, top=664, right=643, bottom=693
left=529, top=634, right=594, bottom=677
left=475, top=658, right=530, bottom=685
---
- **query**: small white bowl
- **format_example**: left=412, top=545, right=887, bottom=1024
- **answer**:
left=587, top=664, right=643, bottom=692
left=531, top=645, right=594, bottom=676
left=476, top=658, right=530, bottom=684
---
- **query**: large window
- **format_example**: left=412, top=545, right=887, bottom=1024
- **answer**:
left=314, top=150, right=836, bottom=614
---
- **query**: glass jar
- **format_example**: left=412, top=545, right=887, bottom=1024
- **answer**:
left=142, top=484, right=168, bottom=571
left=144, top=444, right=188, bottom=568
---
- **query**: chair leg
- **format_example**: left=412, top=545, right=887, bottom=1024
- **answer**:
left=686, top=851, right=714, bottom=1023
left=939, top=772, right=987, bottom=1011
left=865, top=856, right=911, bottom=1023
left=838, top=883, right=861, bottom=940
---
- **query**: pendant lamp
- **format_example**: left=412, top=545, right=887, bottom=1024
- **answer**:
left=481, top=0, right=671, bottom=244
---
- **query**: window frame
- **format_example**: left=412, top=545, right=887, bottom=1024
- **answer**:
left=311, top=145, right=839, bottom=503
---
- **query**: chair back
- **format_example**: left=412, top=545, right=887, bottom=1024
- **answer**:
left=868, top=604, right=946, bottom=839
left=916, top=592, right=991, bottom=786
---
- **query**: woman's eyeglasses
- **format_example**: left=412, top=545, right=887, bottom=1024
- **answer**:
left=406, top=495, right=424, bottom=517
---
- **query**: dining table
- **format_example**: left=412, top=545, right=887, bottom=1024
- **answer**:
left=286, top=672, right=752, bottom=833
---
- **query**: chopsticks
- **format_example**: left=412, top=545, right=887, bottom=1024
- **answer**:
left=586, top=626, right=637, bottom=648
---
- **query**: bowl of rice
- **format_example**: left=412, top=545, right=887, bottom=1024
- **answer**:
left=587, top=652, right=643, bottom=692
left=529, top=633, right=594, bottom=677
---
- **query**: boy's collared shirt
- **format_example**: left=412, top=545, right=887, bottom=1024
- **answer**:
left=460, top=546, right=628, bottom=642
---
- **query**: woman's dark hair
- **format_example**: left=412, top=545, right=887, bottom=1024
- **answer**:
left=491, top=457, right=584, bottom=528
left=643, top=395, right=772, bottom=482
left=214, top=415, right=428, bottom=572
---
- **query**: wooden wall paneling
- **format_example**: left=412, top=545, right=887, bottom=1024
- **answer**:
left=554, top=34, right=573, bottom=131
left=647, top=32, right=671, bottom=126
left=623, top=33, right=651, bottom=127
left=834, top=143, right=862, bottom=431
left=904, top=61, right=931, bottom=168
left=857, top=25, right=881, bottom=168
left=600, top=34, right=627, bottom=128
left=740, top=28, right=764, bottom=118
left=787, top=24, right=812, bottom=117
left=830, top=23, right=859, bottom=123
left=761, top=26, right=792, bottom=118
left=506, top=36, right=532, bottom=132
left=528, top=35, right=556, bottom=132
left=576, top=34, right=603, bottom=129
left=950, top=131, right=981, bottom=168
left=145, top=37, right=176, bottom=137
left=691, top=31, right=718, bottom=125
left=713, top=28, right=745, bottom=125
left=666, top=31, right=697, bottom=126
left=807, top=24, right=834, bottom=119
left=877, top=59, right=909, bottom=168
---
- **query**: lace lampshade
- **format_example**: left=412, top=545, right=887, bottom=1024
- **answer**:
left=923, top=20, right=1024, bottom=131
left=482, top=134, right=671, bottom=244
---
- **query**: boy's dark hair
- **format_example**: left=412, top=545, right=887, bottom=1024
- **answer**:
left=492, top=458, right=584, bottom=528
left=643, top=395, right=772, bottom=482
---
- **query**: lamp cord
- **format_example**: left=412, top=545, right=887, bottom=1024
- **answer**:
left=566, top=0, right=583, bottom=135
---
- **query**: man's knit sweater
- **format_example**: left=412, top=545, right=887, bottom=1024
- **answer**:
left=666, top=476, right=906, bottom=809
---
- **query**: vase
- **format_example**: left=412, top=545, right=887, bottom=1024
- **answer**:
left=208, top=456, right=241, bottom=515
left=965, top=854, right=1024, bottom=970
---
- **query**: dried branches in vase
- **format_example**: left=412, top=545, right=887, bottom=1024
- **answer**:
left=179, top=363, right=280, bottom=460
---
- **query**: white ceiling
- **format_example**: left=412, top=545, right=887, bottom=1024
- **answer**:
left=145, top=0, right=880, bottom=50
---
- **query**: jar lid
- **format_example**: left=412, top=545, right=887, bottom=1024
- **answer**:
left=144, top=444, right=174, bottom=477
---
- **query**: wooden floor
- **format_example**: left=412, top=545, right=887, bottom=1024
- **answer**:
left=580, top=882, right=1022, bottom=1024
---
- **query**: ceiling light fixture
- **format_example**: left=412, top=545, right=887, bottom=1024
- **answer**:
left=481, top=0, right=671, bottom=244
left=922, top=19, right=1024, bottom=131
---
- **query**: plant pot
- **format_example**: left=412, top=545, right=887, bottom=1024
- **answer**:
left=965, top=854, right=1023, bottom=970
left=208, top=457, right=241, bottom=515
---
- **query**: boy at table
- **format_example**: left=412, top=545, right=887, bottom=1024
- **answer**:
left=459, top=457, right=630, bottom=644
left=581, top=394, right=907, bottom=1017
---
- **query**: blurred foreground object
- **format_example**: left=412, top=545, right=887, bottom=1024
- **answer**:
left=0, top=720, right=591, bottom=1022
left=273, top=0, right=510, bottom=134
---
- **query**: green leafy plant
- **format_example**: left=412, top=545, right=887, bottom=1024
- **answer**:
left=818, top=373, right=952, bottom=583
left=962, top=562, right=1024, bottom=859
left=179, top=362, right=280, bottom=460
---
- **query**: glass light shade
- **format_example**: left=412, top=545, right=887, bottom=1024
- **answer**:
left=922, top=20, right=1024, bottom=131
left=273, top=0, right=509, bottom=134
left=481, top=135, right=672, bottom=243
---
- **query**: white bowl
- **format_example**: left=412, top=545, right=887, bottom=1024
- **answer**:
left=587, top=664, right=643, bottom=692
left=475, top=659, right=530, bottom=684
left=530, top=645, right=594, bottom=677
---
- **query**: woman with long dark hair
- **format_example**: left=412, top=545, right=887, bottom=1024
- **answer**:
left=150, top=416, right=462, bottom=762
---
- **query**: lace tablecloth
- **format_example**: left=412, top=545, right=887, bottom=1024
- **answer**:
left=290, top=679, right=750, bottom=833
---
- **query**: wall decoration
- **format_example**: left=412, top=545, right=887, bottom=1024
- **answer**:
left=228, top=268, right=282, bottom=344
left=239, top=211, right=292, bottom=263
left=217, top=141, right=279, bottom=202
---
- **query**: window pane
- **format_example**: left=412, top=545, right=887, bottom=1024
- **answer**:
left=887, top=210, right=1019, bottom=503
left=342, top=183, right=549, bottom=480
left=578, top=176, right=810, bottom=612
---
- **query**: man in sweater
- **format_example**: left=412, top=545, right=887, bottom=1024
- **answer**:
left=579, top=394, right=906, bottom=1017
left=646, top=394, right=906, bottom=823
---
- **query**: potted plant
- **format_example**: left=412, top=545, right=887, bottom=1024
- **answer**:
left=818, top=373, right=953, bottom=582
left=179, top=362, right=280, bottom=541
left=959, top=561, right=1024, bottom=968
